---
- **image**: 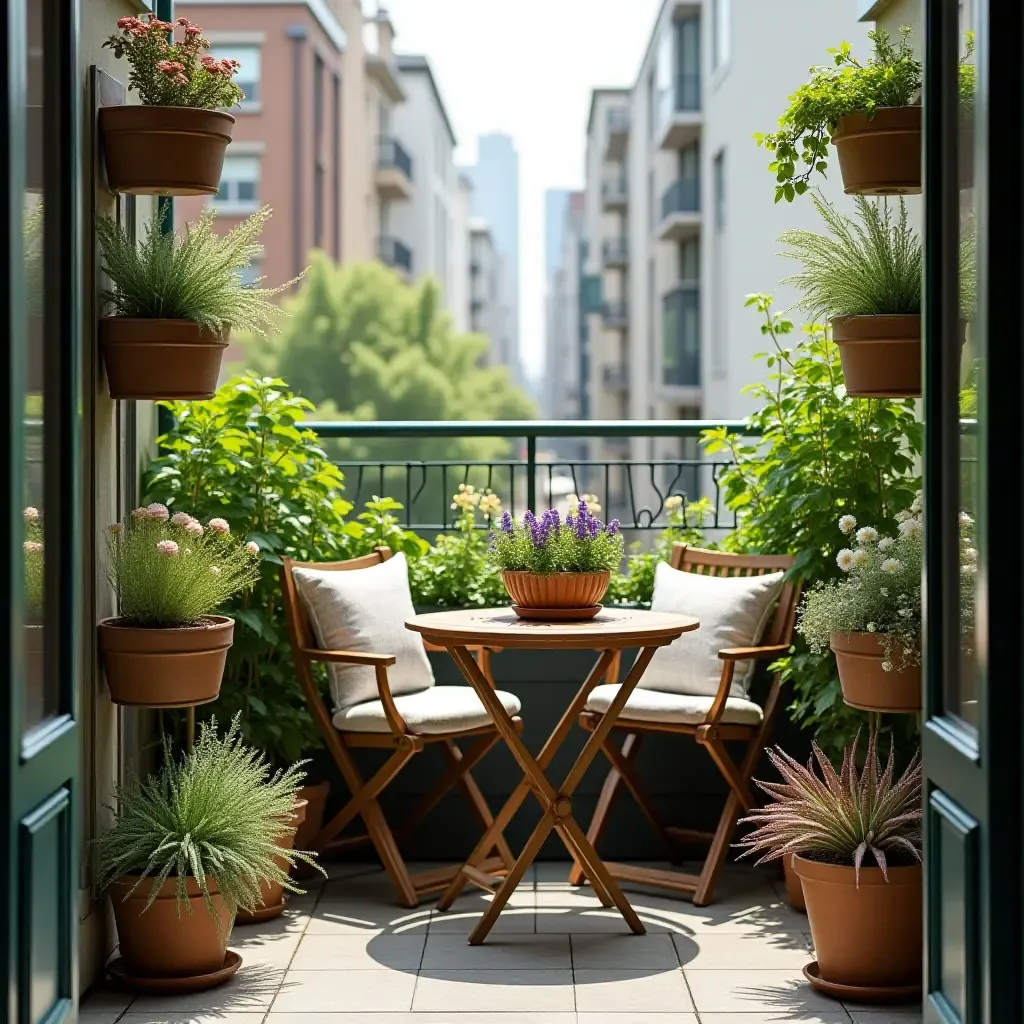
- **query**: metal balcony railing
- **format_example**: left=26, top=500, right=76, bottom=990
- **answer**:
left=602, top=238, right=629, bottom=265
left=601, top=176, right=629, bottom=205
left=378, top=236, right=413, bottom=273
left=377, top=136, right=413, bottom=179
left=661, top=177, right=700, bottom=219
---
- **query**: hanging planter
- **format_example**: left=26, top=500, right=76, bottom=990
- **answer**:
left=99, top=318, right=229, bottom=400
left=830, top=632, right=921, bottom=714
left=237, top=798, right=308, bottom=924
left=99, top=15, right=244, bottom=196
left=831, top=106, right=921, bottom=196
left=831, top=314, right=922, bottom=398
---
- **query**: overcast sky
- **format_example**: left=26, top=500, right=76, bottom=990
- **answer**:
left=381, top=0, right=664, bottom=384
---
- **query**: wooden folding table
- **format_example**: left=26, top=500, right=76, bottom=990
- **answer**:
left=405, top=607, right=699, bottom=944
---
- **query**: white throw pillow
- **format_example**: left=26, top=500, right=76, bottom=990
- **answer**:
left=642, top=561, right=785, bottom=698
left=292, top=552, right=435, bottom=711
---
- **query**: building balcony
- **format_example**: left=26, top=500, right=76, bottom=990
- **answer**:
left=377, top=235, right=413, bottom=276
left=658, top=178, right=700, bottom=241
left=366, top=53, right=406, bottom=103
left=604, top=106, right=630, bottom=161
left=602, top=238, right=629, bottom=268
left=601, top=175, right=628, bottom=211
left=662, top=282, right=700, bottom=391
left=602, top=362, right=629, bottom=392
left=601, top=299, right=629, bottom=329
left=658, top=73, right=702, bottom=150
left=376, top=137, right=414, bottom=200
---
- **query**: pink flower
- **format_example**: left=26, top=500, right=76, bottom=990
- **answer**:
left=24, top=506, right=39, bottom=521
left=246, top=541, right=260, bottom=555
left=200, top=55, right=218, bottom=68
left=131, top=507, right=149, bottom=519
left=23, top=541, right=43, bottom=555
left=174, top=73, right=188, bottom=86
left=170, top=511, right=192, bottom=526
left=146, top=502, right=169, bottom=521
left=184, top=520, right=204, bottom=537
left=185, top=25, right=203, bottom=36
left=208, top=518, right=230, bottom=535
left=156, top=540, right=179, bottom=557
left=156, top=60, right=184, bottom=74
left=176, top=17, right=191, bottom=26
left=116, top=16, right=142, bottom=29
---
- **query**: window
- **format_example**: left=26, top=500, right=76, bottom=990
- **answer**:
left=239, top=260, right=262, bottom=287
left=214, top=155, right=260, bottom=213
left=711, top=149, right=727, bottom=378
left=212, top=45, right=260, bottom=107
left=313, top=54, right=324, bottom=249
left=679, top=238, right=699, bottom=282
left=712, top=0, right=730, bottom=71
left=676, top=17, right=701, bottom=109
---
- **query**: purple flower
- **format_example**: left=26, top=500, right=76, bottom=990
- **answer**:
left=542, top=508, right=560, bottom=533
left=499, top=510, right=514, bottom=536
left=606, top=519, right=621, bottom=536
left=578, top=499, right=589, bottom=518
left=574, top=513, right=588, bottom=540
left=588, top=517, right=600, bottom=540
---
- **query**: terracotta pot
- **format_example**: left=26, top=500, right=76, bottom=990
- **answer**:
left=293, top=781, right=330, bottom=854
left=100, top=318, right=229, bottom=400
left=782, top=853, right=806, bottom=913
left=502, top=571, right=610, bottom=610
left=832, top=314, right=921, bottom=398
left=236, top=799, right=307, bottom=923
left=99, top=105, right=235, bottom=196
left=98, top=616, right=234, bottom=708
left=110, top=874, right=233, bottom=978
left=794, top=855, right=921, bottom=988
left=832, top=106, right=921, bottom=195
left=830, top=632, right=921, bottom=713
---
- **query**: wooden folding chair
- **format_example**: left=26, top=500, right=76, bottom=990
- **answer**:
left=569, top=545, right=802, bottom=905
left=281, top=547, right=517, bottom=907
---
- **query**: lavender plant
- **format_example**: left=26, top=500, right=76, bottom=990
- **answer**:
left=737, top=729, right=922, bottom=882
left=490, top=500, right=624, bottom=575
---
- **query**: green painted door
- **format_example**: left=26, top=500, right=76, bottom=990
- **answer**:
left=922, top=1, right=1023, bottom=1021
left=2, top=0, right=82, bottom=1020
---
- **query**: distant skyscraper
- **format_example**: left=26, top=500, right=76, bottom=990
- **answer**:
left=462, top=134, right=520, bottom=382
left=544, top=189, right=572, bottom=282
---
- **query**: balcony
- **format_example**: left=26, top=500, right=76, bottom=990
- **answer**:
left=602, top=362, right=629, bottom=391
left=377, top=235, right=413, bottom=276
left=601, top=174, right=628, bottom=210
left=602, top=238, right=629, bottom=268
left=658, top=73, right=702, bottom=150
left=601, top=299, right=628, bottom=329
left=604, top=106, right=630, bottom=161
left=658, top=178, right=700, bottom=241
left=662, top=283, right=700, bottom=390
left=375, top=137, right=414, bottom=200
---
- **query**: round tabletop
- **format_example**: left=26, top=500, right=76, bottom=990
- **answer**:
left=405, top=606, right=699, bottom=650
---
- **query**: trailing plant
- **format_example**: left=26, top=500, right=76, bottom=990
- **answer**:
left=756, top=27, right=975, bottom=201
left=23, top=506, right=43, bottom=623
left=490, top=500, right=624, bottom=574
left=106, top=504, right=260, bottom=628
left=702, top=294, right=922, bottom=756
left=97, top=205, right=297, bottom=335
left=104, top=14, right=244, bottom=108
left=737, top=728, right=922, bottom=882
left=96, top=715, right=320, bottom=924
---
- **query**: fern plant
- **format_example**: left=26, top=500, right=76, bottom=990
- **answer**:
left=96, top=715, right=321, bottom=924
left=737, top=729, right=922, bottom=883
left=97, top=205, right=299, bottom=334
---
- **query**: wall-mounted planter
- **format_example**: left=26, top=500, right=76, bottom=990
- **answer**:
left=830, top=631, right=921, bottom=714
left=100, top=318, right=229, bottom=400
left=832, top=314, right=921, bottom=398
left=832, top=106, right=922, bottom=195
left=503, top=570, right=610, bottom=620
left=98, top=615, right=234, bottom=708
left=99, top=105, right=234, bottom=196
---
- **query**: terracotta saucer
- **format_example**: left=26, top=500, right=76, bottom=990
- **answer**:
left=108, top=950, right=242, bottom=993
left=803, top=961, right=921, bottom=1003
left=236, top=899, right=287, bottom=925
left=512, top=605, right=602, bottom=621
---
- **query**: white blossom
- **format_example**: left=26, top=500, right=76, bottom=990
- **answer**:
left=898, top=518, right=922, bottom=539
left=838, top=514, right=857, bottom=535
left=878, top=537, right=895, bottom=553
left=881, top=558, right=902, bottom=574
left=959, top=511, right=974, bottom=527
left=836, top=548, right=855, bottom=571
left=855, top=526, right=878, bottom=545
left=963, top=547, right=977, bottom=564
left=852, top=548, right=871, bottom=567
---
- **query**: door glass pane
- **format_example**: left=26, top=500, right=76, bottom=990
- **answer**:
left=22, top=0, right=54, bottom=732
left=952, top=7, right=980, bottom=729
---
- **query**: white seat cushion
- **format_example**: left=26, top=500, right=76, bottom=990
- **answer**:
left=332, top=685, right=522, bottom=735
left=643, top=561, right=785, bottom=697
left=292, top=552, right=435, bottom=711
left=584, top=683, right=764, bottom=727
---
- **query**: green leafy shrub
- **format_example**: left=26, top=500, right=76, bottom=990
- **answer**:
left=106, top=504, right=260, bottom=627
left=97, top=206, right=295, bottom=334
left=490, top=502, right=624, bottom=574
left=23, top=506, right=43, bottom=622
left=96, top=715, right=318, bottom=923
left=701, top=295, right=921, bottom=756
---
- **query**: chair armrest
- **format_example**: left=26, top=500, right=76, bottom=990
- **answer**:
left=718, top=644, right=790, bottom=662
left=300, top=648, right=397, bottom=667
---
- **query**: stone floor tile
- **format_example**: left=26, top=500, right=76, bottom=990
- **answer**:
left=570, top=933, right=680, bottom=970
left=684, top=968, right=846, bottom=1015
left=117, top=1015, right=269, bottom=1024
left=698, top=1015, right=852, bottom=1023
left=846, top=1011, right=923, bottom=1022
left=577, top=1015, right=698, bottom=1024
left=271, top=967, right=417, bottom=1012
left=573, top=968, right=694, bottom=1013
left=427, top=901, right=537, bottom=935
left=290, top=932, right=424, bottom=970
left=422, top=933, right=570, bottom=969
left=269, top=1015, right=572, bottom=1024
left=78, top=1015, right=123, bottom=1024
left=675, top=930, right=814, bottom=969
left=126, top=965, right=283, bottom=1015
left=305, top=899, right=432, bottom=936
left=80, top=987, right=134, bottom=1013
left=412, top=969, right=576, bottom=1012
left=627, top=891, right=809, bottom=936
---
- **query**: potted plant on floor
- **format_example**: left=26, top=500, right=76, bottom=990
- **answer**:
left=757, top=28, right=975, bottom=200
left=490, top=499, right=624, bottom=620
left=100, top=14, right=243, bottom=195
left=97, top=206, right=296, bottom=399
left=96, top=716, right=318, bottom=988
left=98, top=503, right=262, bottom=707
left=738, top=729, right=922, bottom=1001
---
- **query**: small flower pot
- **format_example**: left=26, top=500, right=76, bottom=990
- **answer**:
left=236, top=798, right=307, bottom=924
left=293, top=781, right=330, bottom=864
left=502, top=571, right=610, bottom=620
left=110, top=874, right=233, bottom=979
left=99, top=318, right=229, bottom=400
left=832, top=314, right=922, bottom=398
left=782, top=853, right=805, bottom=913
left=831, top=106, right=922, bottom=196
left=793, top=855, right=921, bottom=993
left=830, top=631, right=921, bottom=714
left=98, top=615, right=234, bottom=708
left=99, top=105, right=235, bottom=196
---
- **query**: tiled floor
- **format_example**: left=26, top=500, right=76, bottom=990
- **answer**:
left=82, top=862, right=924, bottom=1024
